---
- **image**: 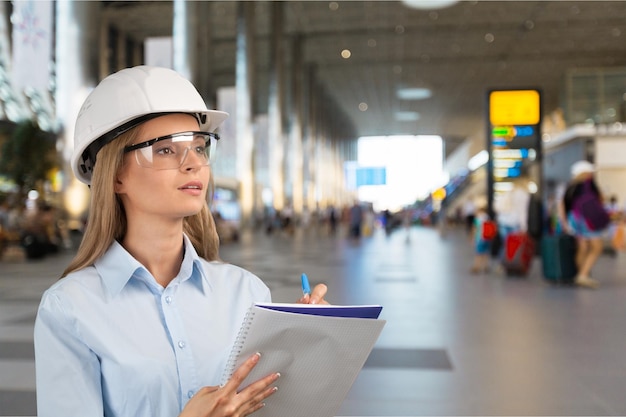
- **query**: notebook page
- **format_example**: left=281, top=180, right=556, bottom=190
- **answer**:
left=222, top=305, right=386, bottom=417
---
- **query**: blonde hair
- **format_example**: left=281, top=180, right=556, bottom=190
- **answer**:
left=62, top=126, right=220, bottom=277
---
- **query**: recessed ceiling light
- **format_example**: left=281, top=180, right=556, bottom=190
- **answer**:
left=341, top=49, right=351, bottom=59
left=401, top=0, right=458, bottom=10
left=395, top=111, right=420, bottom=121
left=397, top=87, right=432, bottom=100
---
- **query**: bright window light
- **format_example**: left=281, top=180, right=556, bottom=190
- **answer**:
left=358, top=135, right=443, bottom=211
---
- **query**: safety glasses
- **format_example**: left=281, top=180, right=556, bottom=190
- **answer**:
left=124, top=131, right=219, bottom=170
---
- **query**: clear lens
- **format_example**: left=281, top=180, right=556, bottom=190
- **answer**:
left=132, top=132, right=216, bottom=170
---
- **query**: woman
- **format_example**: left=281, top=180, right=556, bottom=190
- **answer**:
left=34, top=66, right=327, bottom=417
left=561, top=160, right=609, bottom=289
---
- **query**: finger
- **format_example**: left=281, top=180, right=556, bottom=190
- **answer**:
left=223, top=352, right=261, bottom=392
left=240, top=376, right=280, bottom=415
left=296, top=293, right=310, bottom=304
left=309, top=283, right=328, bottom=304
left=242, top=400, right=266, bottom=417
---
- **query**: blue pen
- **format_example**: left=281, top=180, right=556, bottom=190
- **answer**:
left=301, top=273, right=311, bottom=296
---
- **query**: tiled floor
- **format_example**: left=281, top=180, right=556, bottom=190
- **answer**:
left=3, top=225, right=626, bottom=416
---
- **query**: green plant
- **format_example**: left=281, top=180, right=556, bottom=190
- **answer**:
left=0, top=120, right=57, bottom=194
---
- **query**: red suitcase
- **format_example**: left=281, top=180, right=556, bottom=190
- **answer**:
left=502, top=232, right=534, bottom=276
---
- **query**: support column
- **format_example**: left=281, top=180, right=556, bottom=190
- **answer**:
left=115, top=29, right=126, bottom=71
left=196, top=1, right=214, bottom=106
left=268, top=2, right=285, bottom=212
left=173, top=0, right=198, bottom=83
left=98, top=14, right=109, bottom=79
left=235, top=2, right=256, bottom=227
left=289, top=34, right=304, bottom=216
left=303, top=64, right=316, bottom=212
left=56, top=0, right=100, bottom=226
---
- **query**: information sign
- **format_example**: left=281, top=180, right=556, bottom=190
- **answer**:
left=486, top=88, right=542, bottom=218
left=489, top=90, right=540, bottom=126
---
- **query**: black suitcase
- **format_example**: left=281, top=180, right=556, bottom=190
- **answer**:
left=541, top=234, right=577, bottom=284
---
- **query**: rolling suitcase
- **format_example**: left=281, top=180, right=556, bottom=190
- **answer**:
left=541, top=234, right=577, bottom=284
left=502, top=232, right=534, bottom=276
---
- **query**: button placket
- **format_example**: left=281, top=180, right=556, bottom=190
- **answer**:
left=160, top=282, right=198, bottom=404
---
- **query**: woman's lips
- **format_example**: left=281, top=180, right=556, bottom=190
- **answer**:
left=179, top=181, right=203, bottom=195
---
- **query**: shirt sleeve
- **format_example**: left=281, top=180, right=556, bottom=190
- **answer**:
left=34, top=290, right=104, bottom=417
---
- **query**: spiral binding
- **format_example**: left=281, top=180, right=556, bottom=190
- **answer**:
left=220, top=307, right=256, bottom=385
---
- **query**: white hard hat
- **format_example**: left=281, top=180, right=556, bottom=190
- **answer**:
left=570, top=160, right=595, bottom=178
left=71, top=65, right=229, bottom=185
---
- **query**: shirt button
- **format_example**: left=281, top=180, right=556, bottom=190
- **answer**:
left=165, top=296, right=172, bottom=304
left=178, top=341, right=186, bottom=349
left=187, top=390, right=194, bottom=399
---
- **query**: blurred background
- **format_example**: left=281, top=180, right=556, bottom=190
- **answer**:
left=1, top=1, right=626, bottom=252
left=4, top=2, right=626, bottom=417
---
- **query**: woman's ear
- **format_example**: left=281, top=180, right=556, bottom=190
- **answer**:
left=114, top=175, right=125, bottom=194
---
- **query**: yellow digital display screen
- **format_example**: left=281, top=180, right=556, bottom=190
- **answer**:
left=489, top=90, right=540, bottom=126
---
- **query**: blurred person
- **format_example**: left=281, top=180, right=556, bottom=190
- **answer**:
left=328, top=205, right=338, bottom=235
left=280, top=201, right=294, bottom=235
left=603, top=195, right=622, bottom=257
left=382, top=209, right=393, bottom=235
left=362, top=206, right=375, bottom=237
left=34, top=66, right=328, bottom=417
left=560, top=160, right=610, bottom=289
left=402, top=208, right=412, bottom=242
left=263, top=205, right=276, bottom=235
left=0, top=198, right=8, bottom=230
left=348, top=200, right=363, bottom=240
left=605, top=194, right=622, bottom=221
left=20, top=203, right=59, bottom=259
left=470, top=206, right=492, bottom=274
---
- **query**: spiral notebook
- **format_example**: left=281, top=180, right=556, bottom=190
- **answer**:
left=221, top=302, right=386, bottom=417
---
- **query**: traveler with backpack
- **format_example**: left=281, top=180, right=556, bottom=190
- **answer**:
left=561, top=160, right=610, bottom=289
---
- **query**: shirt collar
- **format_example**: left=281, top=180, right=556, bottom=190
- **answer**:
left=95, top=234, right=207, bottom=298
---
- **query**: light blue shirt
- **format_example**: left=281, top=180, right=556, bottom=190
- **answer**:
left=34, top=235, right=271, bottom=417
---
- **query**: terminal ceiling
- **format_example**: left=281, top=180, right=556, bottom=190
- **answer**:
left=104, top=1, right=626, bottom=156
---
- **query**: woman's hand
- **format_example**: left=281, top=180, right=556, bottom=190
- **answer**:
left=297, top=283, right=329, bottom=305
left=179, top=353, right=279, bottom=417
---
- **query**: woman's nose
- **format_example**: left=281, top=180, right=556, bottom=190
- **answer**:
left=180, top=147, right=204, bottom=170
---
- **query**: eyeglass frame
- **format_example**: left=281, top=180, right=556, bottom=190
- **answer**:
left=123, top=131, right=220, bottom=169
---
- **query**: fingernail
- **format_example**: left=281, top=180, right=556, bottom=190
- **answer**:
left=275, top=372, right=281, bottom=379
